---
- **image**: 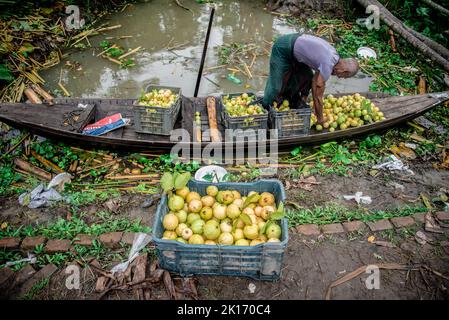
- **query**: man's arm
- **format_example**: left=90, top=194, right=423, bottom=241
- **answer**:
left=311, top=72, right=326, bottom=125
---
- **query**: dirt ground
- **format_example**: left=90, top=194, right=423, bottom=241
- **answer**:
left=1, top=163, right=448, bottom=300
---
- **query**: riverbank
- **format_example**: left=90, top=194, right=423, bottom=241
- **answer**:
left=0, top=0, right=133, bottom=102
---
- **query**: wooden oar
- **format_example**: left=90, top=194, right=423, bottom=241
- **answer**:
left=206, top=96, right=220, bottom=142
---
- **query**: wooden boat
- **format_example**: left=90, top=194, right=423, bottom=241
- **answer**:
left=0, top=92, right=448, bottom=153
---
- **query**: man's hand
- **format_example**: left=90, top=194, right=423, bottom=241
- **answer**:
left=311, top=72, right=326, bottom=125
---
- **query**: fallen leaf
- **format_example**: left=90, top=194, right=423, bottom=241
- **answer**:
left=421, top=194, right=433, bottom=210
left=1, top=222, right=7, bottom=229
left=409, top=133, right=428, bottom=143
left=286, top=201, right=302, bottom=210
left=390, top=144, right=416, bottom=160
left=367, top=235, right=375, bottom=243
left=369, top=169, right=379, bottom=177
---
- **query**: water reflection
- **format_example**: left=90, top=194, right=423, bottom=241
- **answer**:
left=41, top=0, right=371, bottom=98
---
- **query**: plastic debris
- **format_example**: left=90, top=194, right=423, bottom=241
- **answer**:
left=82, top=113, right=130, bottom=136
left=19, top=184, right=63, bottom=208
left=111, top=232, right=152, bottom=275
left=343, top=192, right=372, bottom=205
left=47, top=172, right=72, bottom=190
left=226, top=74, right=242, bottom=84
left=373, top=155, right=414, bottom=175
left=18, top=172, right=72, bottom=208
left=248, top=283, right=256, bottom=294
left=5, top=253, right=37, bottom=267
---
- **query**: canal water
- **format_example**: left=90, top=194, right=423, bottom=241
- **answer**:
left=42, top=0, right=372, bottom=98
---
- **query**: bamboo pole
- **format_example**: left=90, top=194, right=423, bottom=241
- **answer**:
left=106, top=174, right=159, bottom=180
left=118, top=46, right=141, bottom=60
left=24, top=88, right=42, bottom=104
left=30, top=150, right=64, bottom=174
left=31, top=84, right=54, bottom=103
left=14, top=158, right=52, bottom=181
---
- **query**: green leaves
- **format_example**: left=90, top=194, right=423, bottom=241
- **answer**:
left=161, top=171, right=191, bottom=193
left=260, top=202, right=285, bottom=235
left=174, top=172, right=191, bottom=190
left=290, top=146, right=303, bottom=157
left=260, top=220, right=270, bottom=234
left=240, top=213, right=252, bottom=226
left=364, top=135, right=382, bottom=148
left=161, top=172, right=174, bottom=193
left=270, top=202, right=285, bottom=220
left=242, top=193, right=260, bottom=208
left=0, top=64, right=14, bottom=82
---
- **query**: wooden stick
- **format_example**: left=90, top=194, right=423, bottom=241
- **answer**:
left=30, top=150, right=64, bottom=174
left=78, top=160, right=117, bottom=175
left=195, top=124, right=202, bottom=143
left=227, top=67, right=240, bottom=73
left=204, top=64, right=226, bottom=71
left=242, top=62, right=253, bottom=79
left=14, top=158, right=52, bottom=181
left=96, top=24, right=122, bottom=32
left=0, top=133, right=31, bottom=160
left=206, top=97, right=221, bottom=142
left=69, top=160, right=79, bottom=173
left=118, top=46, right=141, bottom=60
left=58, top=82, right=70, bottom=97
left=249, top=53, right=257, bottom=69
left=24, top=88, right=42, bottom=104
left=103, top=55, right=123, bottom=65
left=106, top=174, right=159, bottom=180
left=31, top=84, right=54, bottom=104
left=96, top=44, right=118, bottom=57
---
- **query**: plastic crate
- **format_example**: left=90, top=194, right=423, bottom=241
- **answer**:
left=269, top=100, right=311, bottom=137
left=152, top=179, right=288, bottom=281
left=133, top=85, right=182, bottom=135
left=220, top=93, right=268, bottom=131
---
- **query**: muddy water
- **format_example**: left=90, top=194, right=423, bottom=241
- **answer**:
left=42, top=0, right=372, bottom=98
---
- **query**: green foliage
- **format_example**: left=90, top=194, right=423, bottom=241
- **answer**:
left=285, top=204, right=427, bottom=227
left=21, top=278, right=49, bottom=300
left=1, top=214, right=150, bottom=240
left=31, top=140, right=78, bottom=171
left=380, top=0, right=449, bottom=47
left=0, top=163, right=22, bottom=196
left=0, top=64, right=14, bottom=82
left=64, top=189, right=120, bottom=206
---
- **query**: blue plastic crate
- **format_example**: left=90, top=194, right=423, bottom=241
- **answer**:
left=152, top=179, right=288, bottom=281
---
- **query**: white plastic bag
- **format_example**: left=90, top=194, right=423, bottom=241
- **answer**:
left=343, top=192, right=372, bottom=205
left=111, top=232, right=152, bottom=275
left=373, top=155, right=414, bottom=175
